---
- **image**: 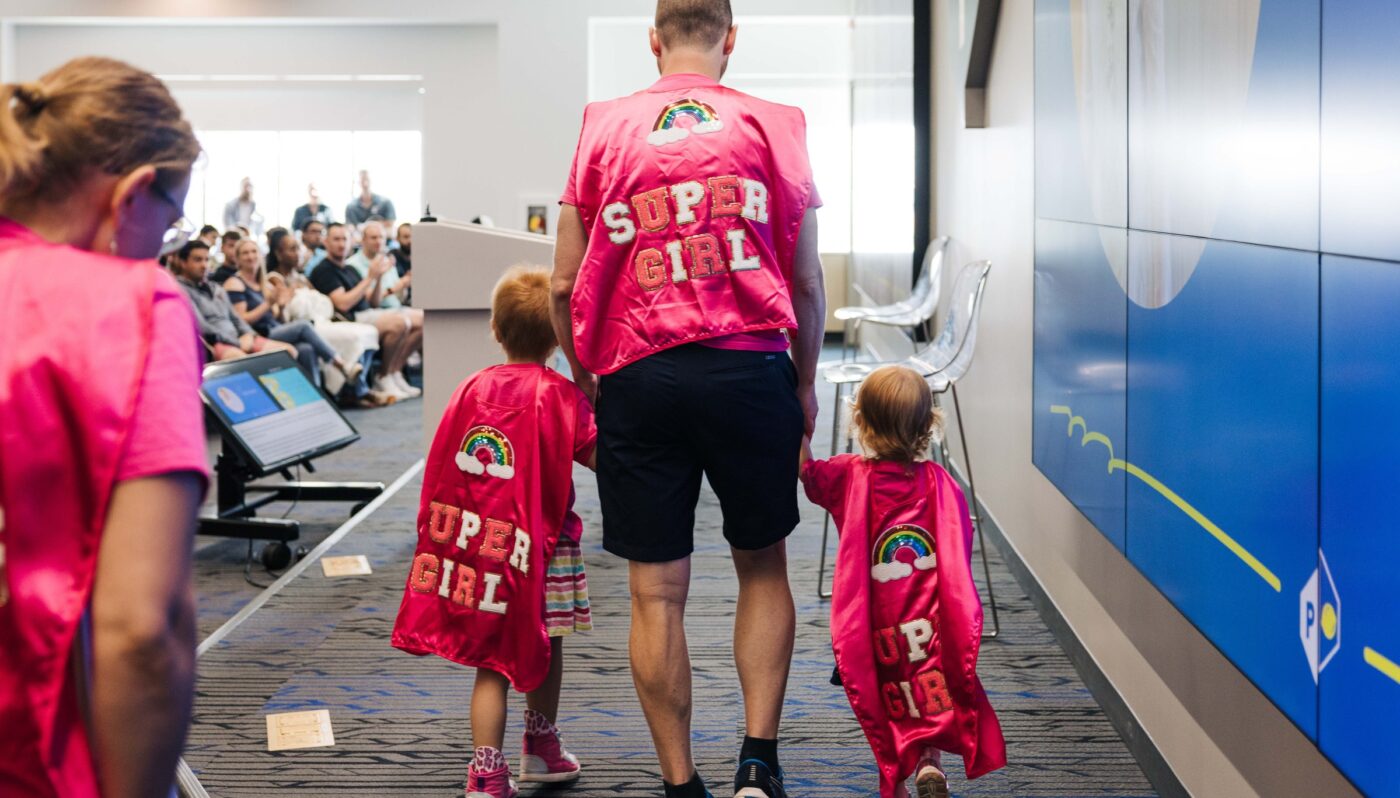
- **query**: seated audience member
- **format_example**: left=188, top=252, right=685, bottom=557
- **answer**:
left=212, top=228, right=241, bottom=283
left=265, top=228, right=389, bottom=407
left=222, top=237, right=361, bottom=387
left=198, top=224, right=220, bottom=248
left=345, top=169, right=395, bottom=229
left=292, top=182, right=335, bottom=234
left=170, top=240, right=299, bottom=364
left=347, top=220, right=413, bottom=309
left=310, top=222, right=422, bottom=400
left=300, top=218, right=328, bottom=270
left=392, top=221, right=412, bottom=277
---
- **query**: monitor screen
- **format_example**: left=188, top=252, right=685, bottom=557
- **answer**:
left=200, top=351, right=359, bottom=473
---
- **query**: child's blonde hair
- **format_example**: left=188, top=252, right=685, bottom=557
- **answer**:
left=491, top=265, right=556, bottom=362
left=851, top=366, right=944, bottom=463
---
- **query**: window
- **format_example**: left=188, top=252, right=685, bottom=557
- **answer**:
left=187, top=130, right=422, bottom=235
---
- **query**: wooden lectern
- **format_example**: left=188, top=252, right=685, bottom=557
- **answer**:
left=414, top=219, right=556, bottom=448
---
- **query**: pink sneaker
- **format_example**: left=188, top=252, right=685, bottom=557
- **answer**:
left=465, top=764, right=518, bottom=798
left=913, top=748, right=948, bottom=798
left=518, top=712, right=581, bottom=783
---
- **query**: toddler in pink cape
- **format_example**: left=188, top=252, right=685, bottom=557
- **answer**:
left=801, top=366, right=1006, bottom=797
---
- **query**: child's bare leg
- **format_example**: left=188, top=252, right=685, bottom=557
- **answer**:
left=471, top=668, right=510, bottom=751
left=525, top=637, right=565, bottom=723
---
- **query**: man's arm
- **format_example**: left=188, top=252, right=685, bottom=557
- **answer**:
left=90, top=473, right=202, bottom=798
left=789, top=208, right=826, bottom=436
left=551, top=203, right=596, bottom=402
left=314, top=265, right=374, bottom=315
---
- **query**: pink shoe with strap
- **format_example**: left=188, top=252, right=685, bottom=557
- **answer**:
left=465, top=747, right=518, bottom=798
left=518, top=709, right=581, bottom=783
left=913, top=747, right=949, bottom=798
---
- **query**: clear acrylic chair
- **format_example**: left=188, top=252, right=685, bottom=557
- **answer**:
left=814, top=260, right=1000, bottom=639
left=833, top=236, right=949, bottom=361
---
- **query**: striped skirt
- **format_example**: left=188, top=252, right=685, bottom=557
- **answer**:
left=545, top=538, right=592, bottom=637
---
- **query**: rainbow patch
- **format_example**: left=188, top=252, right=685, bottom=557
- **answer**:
left=647, top=98, right=725, bottom=147
left=870, top=524, right=938, bottom=583
left=455, top=425, right=516, bottom=479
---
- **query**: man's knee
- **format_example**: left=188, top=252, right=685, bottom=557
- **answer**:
left=732, top=540, right=788, bottom=580
left=629, top=562, right=690, bottom=615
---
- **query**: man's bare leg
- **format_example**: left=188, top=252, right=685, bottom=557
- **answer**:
left=732, top=542, right=794, bottom=740
left=629, top=557, right=696, bottom=785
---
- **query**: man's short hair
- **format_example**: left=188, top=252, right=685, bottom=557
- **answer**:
left=655, top=0, right=733, bottom=49
left=491, top=265, right=557, bottom=362
left=397, top=222, right=412, bottom=233
left=199, top=224, right=219, bottom=238
left=221, top=229, right=242, bottom=244
left=301, top=218, right=325, bottom=233
left=325, top=222, right=346, bottom=234
left=178, top=240, right=211, bottom=261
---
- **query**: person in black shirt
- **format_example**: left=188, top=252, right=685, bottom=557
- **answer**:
left=392, top=221, right=412, bottom=278
left=310, top=222, right=421, bottom=400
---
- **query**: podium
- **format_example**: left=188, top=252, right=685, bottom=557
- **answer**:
left=414, top=219, right=557, bottom=447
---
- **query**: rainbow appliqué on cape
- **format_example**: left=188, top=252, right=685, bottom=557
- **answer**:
left=647, top=98, right=725, bottom=147
left=870, top=523, right=937, bottom=583
left=455, top=425, right=516, bottom=480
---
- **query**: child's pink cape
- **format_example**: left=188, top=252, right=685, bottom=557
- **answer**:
left=0, top=219, right=159, bottom=796
left=806, top=455, right=1006, bottom=796
left=391, top=365, right=592, bottom=693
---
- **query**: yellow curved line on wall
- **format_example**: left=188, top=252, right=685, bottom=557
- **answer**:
left=1364, top=647, right=1400, bottom=686
left=1081, top=432, right=1115, bottom=465
left=1049, top=404, right=1282, bottom=593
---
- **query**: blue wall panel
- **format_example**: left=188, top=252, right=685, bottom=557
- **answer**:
left=1034, top=0, right=1126, bottom=228
left=1320, top=253, right=1400, bottom=798
left=1125, top=233, right=1319, bottom=737
left=1034, top=1, right=1400, bottom=790
left=1321, top=0, right=1400, bottom=262
left=1127, top=0, right=1318, bottom=251
left=1033, top=219, right=1127, bottom=548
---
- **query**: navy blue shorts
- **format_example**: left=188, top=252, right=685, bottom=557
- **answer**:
left=596, top=344, right=804, bottom=563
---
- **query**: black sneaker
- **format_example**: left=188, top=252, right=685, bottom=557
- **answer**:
left=733, top=759, right=786, bottom=798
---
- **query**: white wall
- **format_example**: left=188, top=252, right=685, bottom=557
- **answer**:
left=0, top=0, right=852, bottom=230
left=927, top=2, right=1360, bottom=796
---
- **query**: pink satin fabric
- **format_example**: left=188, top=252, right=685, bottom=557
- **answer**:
left=803, top=455, right=1006, bottom=795
left=392, top=364, right=594, bottom=692
left=0, top=219, right=159, bottom=797
left=561, top=73, right=820, bottom=375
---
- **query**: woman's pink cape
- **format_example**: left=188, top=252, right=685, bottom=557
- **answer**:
left=0, top=219, right=157, bottom=796
left=831, top=460, right=1006, bottom=796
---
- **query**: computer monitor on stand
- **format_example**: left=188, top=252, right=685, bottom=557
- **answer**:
left=199, top=350, right=385, bottom=567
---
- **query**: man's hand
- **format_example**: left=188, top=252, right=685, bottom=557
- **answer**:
left=238, top=333, right=256, bottom=353
left=798, top=381, right=819, bottom=437
left=369, top=254, right=393, bottom=279
left=398, top=272, right=412, bottom=289
left=573, top=368, right=598, bottom=405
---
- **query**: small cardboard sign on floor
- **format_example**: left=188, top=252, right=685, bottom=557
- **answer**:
left=321, top=555, right=372, bottom=577
left=266, top=710, right=335, bottom=751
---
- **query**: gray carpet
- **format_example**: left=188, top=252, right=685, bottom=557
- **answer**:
left=184, top=370, right=1158, bottom=797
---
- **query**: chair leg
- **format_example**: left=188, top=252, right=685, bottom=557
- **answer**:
left=817, top=381, right=844, bottom=600
left=951, top=383, right=1000, bottom=640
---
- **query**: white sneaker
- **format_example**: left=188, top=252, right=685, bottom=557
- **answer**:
left=374, top=375, right=410, bottom=400
left=391, top=371, right=422, bottom=398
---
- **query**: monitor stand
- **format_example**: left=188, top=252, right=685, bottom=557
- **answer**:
left=199, top=446, right=386, bottom=568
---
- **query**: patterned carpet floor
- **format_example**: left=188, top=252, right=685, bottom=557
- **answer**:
left=185, top=371, right=1158, bottom=797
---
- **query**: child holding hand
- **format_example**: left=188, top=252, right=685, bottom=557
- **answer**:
left=801, top=366, right=1005, bottom=798
left=392, top=266, right=595, bottom=798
